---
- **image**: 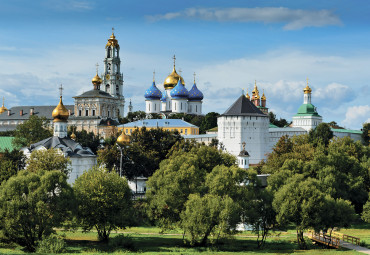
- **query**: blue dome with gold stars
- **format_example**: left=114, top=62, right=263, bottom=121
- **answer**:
left=161, top=91, right=167, bottom=102
left=188, top=82, right=203, bottom=101
left=144, top=81, right=162, bottom=100
left=170, top=79, right=188, bottom=99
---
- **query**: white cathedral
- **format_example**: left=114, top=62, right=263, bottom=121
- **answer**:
left=144, top=56, right=204, bottom=116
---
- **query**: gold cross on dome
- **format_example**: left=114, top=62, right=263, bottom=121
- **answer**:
left=112, top=27, right=114, bottom=34
left=193, top=72, right=196, bottom=83
left=95, top=63, right=99, bottom=74
left=179, top=68, right=182, bottom=76
left=307, top=77, right=309, bottom=85
left=173, top=55, right=176, bottom=67
left=153, top=70, right=155, bottom=82
left=59, top=84, right=63, bottom=97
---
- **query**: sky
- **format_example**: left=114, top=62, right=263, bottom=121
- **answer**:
left=0, top=0, right=369, bottom=130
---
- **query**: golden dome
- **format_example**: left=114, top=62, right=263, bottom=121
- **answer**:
left=255, top=94, right=260, bottom=100
left=304, top=85, right=312, bottom=94
left=92, top=73, right=102, bottom=85
left=0, top=97, right=7, bottom=114
left=106, top=32, right=119, bottom=48
left=261, top=92, right=266, bottom=101
left=117, top=130, right=130, bottom=145
left=71, top=132, right=76, bottom=140
left=252, top=80, right=259, bottom=95
left=52, top=96, right=69, bottom=122
left=164, top=67, right=185, bottom=90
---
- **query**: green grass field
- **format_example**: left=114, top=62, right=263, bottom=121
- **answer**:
left=0, top=224, right=368, bottom=254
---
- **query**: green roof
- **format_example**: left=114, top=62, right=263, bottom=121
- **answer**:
left=294, top=103, right=321, bottom=117
left=0, top=137, right=15, bottom=152
left=269, top=123, right=279, bottom=128
left=331, top=128, right=362, bottom=134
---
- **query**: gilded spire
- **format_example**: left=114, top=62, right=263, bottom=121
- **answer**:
left=153, top=70, right=155, bottom=82
left=173, top=54, right=176, bottom=69
left=52, top=96, right=69, bottom=122
left=0, top=97, right=7, bottom=114
left=193, top=72, right=196, bottom=84
left=304, top=77, right=312, bottom=94
left=106, top=28, right=119, bottom=47
left=261, top=89, right=266, bottom=101
left=245, top=88, right=250, bottom=100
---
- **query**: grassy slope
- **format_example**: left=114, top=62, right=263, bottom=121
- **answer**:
left=0, top=225, right=367, bottom=255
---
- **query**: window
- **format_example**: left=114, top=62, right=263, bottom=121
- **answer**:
left=79, top=110, right=82, bottom=116
left=181, top=129, right=183, bottom=133
left=126, top=129, right=128, bottom=133
left=175, top=103, right=176, bottom=110
left=85, top=110, right=89, bottom=116
left=181, top=102, right=182, bottom=110
left=149, top=104, right=150, bottom=111
left=92, top=109, right=95, bottom=116
left=108, top=111, right=110, bottom=117
left=185, top=129, right=188, bottom=134
left=155, top=104, right=156, bottom=111
left=196, top=105, right=197, bottom=112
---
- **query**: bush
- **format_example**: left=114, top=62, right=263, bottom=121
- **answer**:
left=109, top=234, right=135, bottom=251
left=36, top=234, right=66, bottom=254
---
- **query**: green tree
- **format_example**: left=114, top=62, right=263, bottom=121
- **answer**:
left=308, top=122, right=333, bottom=147
left=12, top=115, right=52, bottom=148
left=362, top=122, right=370, bottom=146
left=119, top=111, right=147, bottom=124
left=199, top=112, right=219, bottom=134
left=268, top=112, right=290, bottom=127
left=68, top=127, right=101, bottom=154
left=0, top=170, right=73, bottom=252
left=0, top=149, right=26, bottom=183
left=26, top=148, right=71, bottom=176
left=74, top=167, right=133, bottom=241
left=362, top=197, right=370, bottom=223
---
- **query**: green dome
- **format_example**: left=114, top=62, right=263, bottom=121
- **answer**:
left=294, top=103, right=320, bottom=116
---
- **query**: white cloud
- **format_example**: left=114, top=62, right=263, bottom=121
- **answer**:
left=148, top=7, right=341, bottom=30
left=314, top=82, right=353, bottom=105
left=342, top=105, right=370, bottom=129
left=45, top=0, right=94, bottom=11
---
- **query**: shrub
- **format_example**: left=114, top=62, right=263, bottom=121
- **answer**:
left=109, top=234, right=135, bottom=251
left=36, top=234, right=66, bottom=254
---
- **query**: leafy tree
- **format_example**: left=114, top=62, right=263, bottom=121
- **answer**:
left=362, top=197, right=370, bottom=223
left=12, top=115, right=52, bottom=148
left=362, top=122, right=370, bottom=146
left=308, top=122, right=333, bottom=147
left=199, top=112, right=219, bottom=134
left=26, top=148, right=71, bottom=176
left=74, top=167, right=133, bottom=241
left=0, top=130, right=15, bottom=136
left=0, top=170, right=73, bottom=252
left=119, top=111, right=147, bottom=124
left=0, top=149, right=26, bottom=183
left=268, top=112, right=290, bottom=127
left=180, top=194, right=239, bottom=246
left=147, top=145, right=235, bottom=230
left=68, top=127, right=101, bottom=154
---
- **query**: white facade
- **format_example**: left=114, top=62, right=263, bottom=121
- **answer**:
left=188, top=101, right=202, bottom=115
left=145, top=99, right=161, bottom=114
left=171, top=98, right=188, bottom=113
left=218, top=115, right=270, bottom=164
left=292, top=116, right=323, bottom=132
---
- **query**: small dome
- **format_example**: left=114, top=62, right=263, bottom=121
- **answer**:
left=188, top=82, right=204, bottom=101
left=117, top=131, right=130, bottom=145
left=144, top=81, right=162, bottom=100
left=161, top=91, right=167, bottom=102
left=106, top=32, right=119, bottom=48
left=92, top=73, right=102, bottom=85
left=239, top=149, right=249, bottom=157
left=70, top=132, right=76, bottom=140
left=52, top=96, right=69, bottom=122
left=170, top=79, right=189, bottom=99
left=0, top=98, right=7, bottom=114
left=163, top=67, right=185, bottom=90
left=261, top=92, right=266, bottom=101
left=304, top=85, right=312, bottom=94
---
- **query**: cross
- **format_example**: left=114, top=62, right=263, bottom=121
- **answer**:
left=59, top=84, right=63, bottom=97
left=307, top=77, right=309, bottom=85
left=179, top=68, right=182, bottom=76
left=153, top=70, right=155, bottom=82
left=95, top=63, right=99, bottom=74
left=2, top=97, right=4, bottom=106
left=193, top=72, right=196, bottom=83
left=173, top=55, right=176, bottom=67
left=112, top=27, right=114, bottom=34
left=242, top=142, right=246, bottom=151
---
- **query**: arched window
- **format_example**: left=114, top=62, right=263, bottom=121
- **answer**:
left=116, top=85, right=119, bottom=95
left=107, top=47, right=111, bottom=58
left=106, top=84, right=110, bottom=93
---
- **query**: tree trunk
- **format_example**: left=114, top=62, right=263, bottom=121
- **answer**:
left=296, top=229, right=307, bottom=250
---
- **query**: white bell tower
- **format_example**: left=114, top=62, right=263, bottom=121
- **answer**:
left=102, top=28, right=125, bottom=117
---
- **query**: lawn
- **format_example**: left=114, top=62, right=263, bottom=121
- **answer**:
left=0, top=224, right=368, bottom=255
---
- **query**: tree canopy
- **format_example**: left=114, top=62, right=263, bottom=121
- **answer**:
left=12, top=115, right=52, bottom=148
left=268, top=112, right=290, bottom=127
left=74, top=167, right=133, bottom=241
left=0, top=149, right=26, bottom=184
left=0, top=170, right=73, bottom=252
left=68, top=127, right=101, bottom=154
left=26, top=148, right=71, bottom=176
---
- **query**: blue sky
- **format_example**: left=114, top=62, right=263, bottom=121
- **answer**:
left=0, top=0, right=369, bottom=129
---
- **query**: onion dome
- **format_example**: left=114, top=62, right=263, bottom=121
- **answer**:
left=304, top=85, right=312, bottom=94
left=252, top=80, right=259, bottom=95
left=161, top=91, right=167, bottom=102
left=52, top=96, right=69, bottom=122
left=117, top=130, right=130, bottom=145
left=261, top=92, right=266, bottom=101
left=188, top=82, right=204, bottom=101
left=0, top=97, right=7, bottom=114
left=170, top=79, right=189, bottom=99
left=145, top=81, right=162, bottom=100
left=92, top=73, right=102, bottom=85
left=70, top=132, right=76, bottom=140
left=164, top=56, right=185, bottom=90
left=245, top=89, right=250, bottom=100
left=106, top=32, right=119, bottom=48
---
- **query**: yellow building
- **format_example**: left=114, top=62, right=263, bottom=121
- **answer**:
left=117, top=119, right=199, bottom=136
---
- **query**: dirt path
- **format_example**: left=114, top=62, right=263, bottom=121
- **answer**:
left=339, top=241, right=370, bottom=255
